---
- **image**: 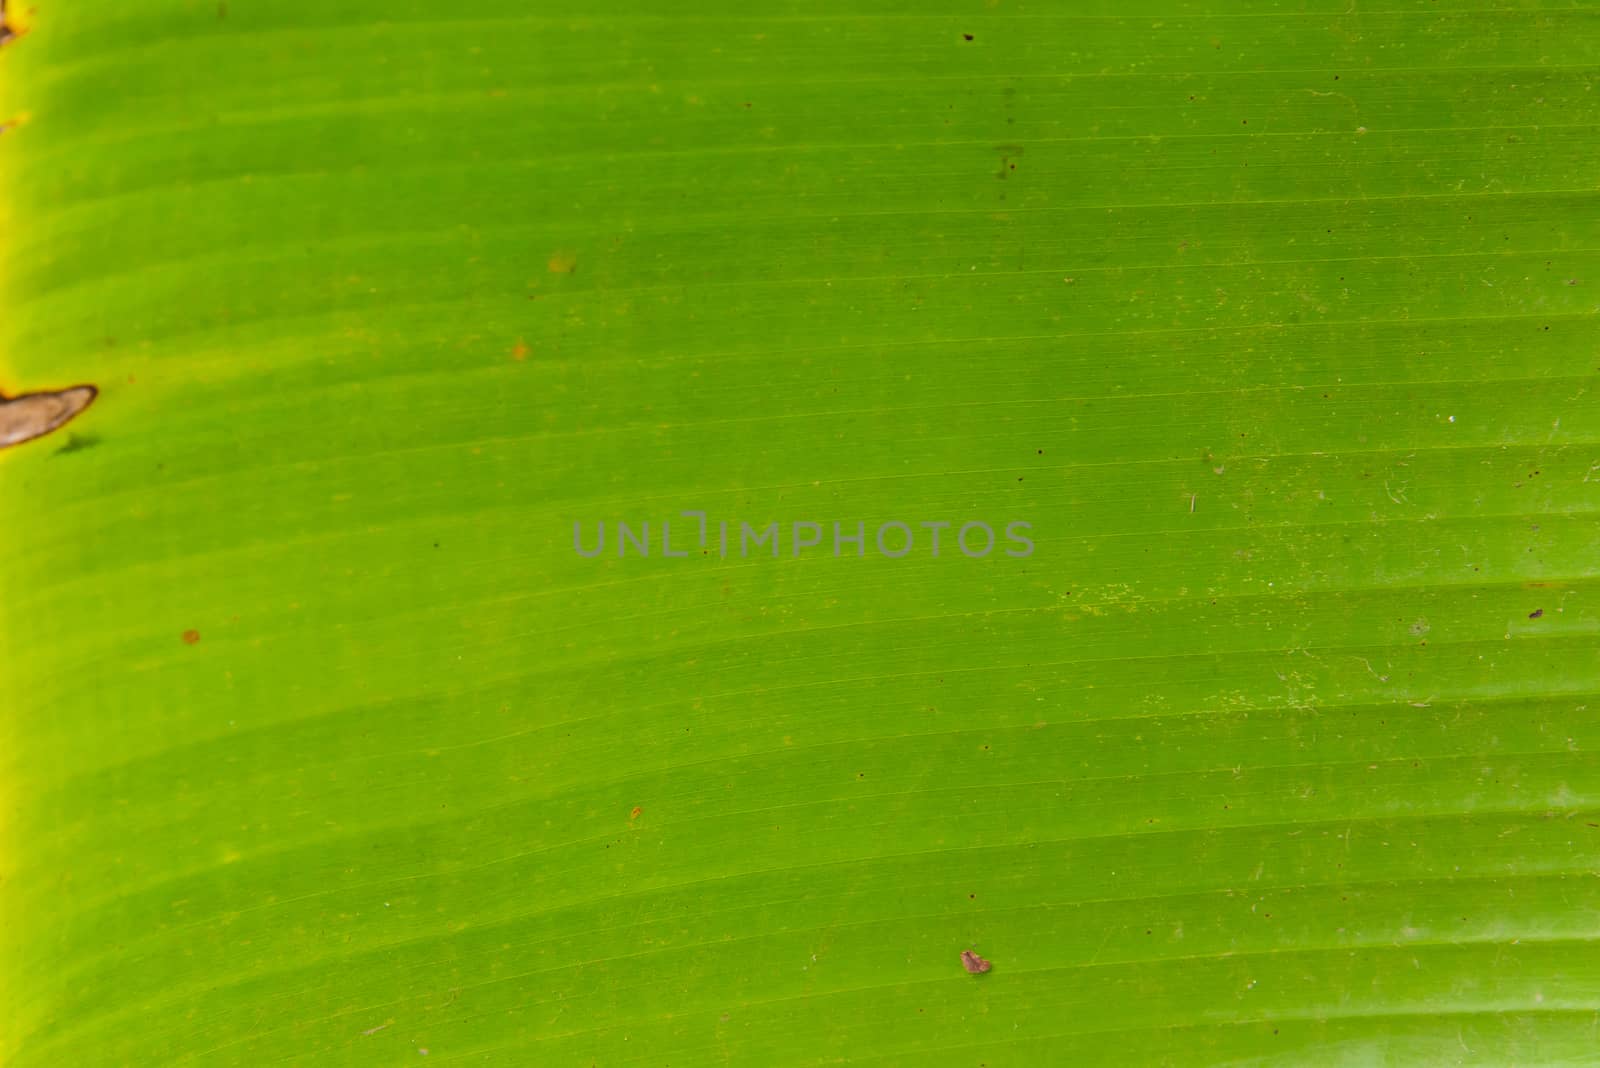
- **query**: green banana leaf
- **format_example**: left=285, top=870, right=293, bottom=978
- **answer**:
left=3, top=2, right=1598, bottom=1064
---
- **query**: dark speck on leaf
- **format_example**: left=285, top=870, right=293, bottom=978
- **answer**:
left=962, top=33, right=973, bottom=41
left=960, top=950, right=992, bottom=974
left=53, top=432, right=100, bottom=455
left=1528, top=608, right=1543, bottom=619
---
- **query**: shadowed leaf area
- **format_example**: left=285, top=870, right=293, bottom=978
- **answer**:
left=2, top=1, right=1598, bottom=1064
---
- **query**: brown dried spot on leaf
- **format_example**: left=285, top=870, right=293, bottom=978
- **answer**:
left=547, top=250, right=578, bottom=274
left=0, top=384, right=97, bottom=450
left=960, top=949, right=991, bottom=974
left=0, top=0, right=32, bottom=47
left=182, top=629, right=201, bottom=645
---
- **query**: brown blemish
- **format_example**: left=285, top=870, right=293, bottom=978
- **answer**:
left=182, top=629, right=201, bottom=645
left=0, top=0, right=31, bottom=46
left=511, top=338, right=530, bottom=361
left=994, top=144, right=1023, bottom=179
left=547, top=250, right=578, bottom=274
left=960, top=949, right=992, bottom=974
left=629, top=805, right=642, bottom=820
left=0, top=384, right=98, bottom=450
left=1528, top=608, right=1543, bottom=619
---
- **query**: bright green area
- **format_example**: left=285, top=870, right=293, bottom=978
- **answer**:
left=2, top=1, right=1599, bottom=1064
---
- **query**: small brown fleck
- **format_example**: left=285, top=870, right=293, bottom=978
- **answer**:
left=629, top=805, right=642, bottom=820
left=182, top=629, right=201, bottom=645
left=1528, top=608, right=1543, bottom=619
left=962, top=33, right=974, bottom=41
left=960, top=949, right=991, bottom=974
left=547, top=250, right=578, bottom=274
left=0, top=0, right=29, bottom=47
